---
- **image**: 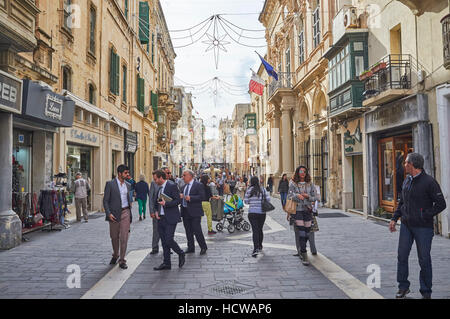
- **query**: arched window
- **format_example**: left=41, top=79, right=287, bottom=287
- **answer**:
left=62, top=65, right=72, bottom=91
left=88, top=83, right=96, bottom=105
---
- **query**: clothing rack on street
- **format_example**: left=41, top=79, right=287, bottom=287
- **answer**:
left=39, top=188, right=69, bottom=232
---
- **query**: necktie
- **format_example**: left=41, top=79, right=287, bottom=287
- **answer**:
left=183, top=184, right=190, bottom=207
left=405, top=175, right=413, bottom=192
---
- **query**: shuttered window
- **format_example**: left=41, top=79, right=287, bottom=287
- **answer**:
left=89, top=6, right=96, bottom=55
left=137, top=76, right=145, bottom=112
left=122, top=65, right=127, bottom=102
left=110, top=48, right=120, bottom=95
left=151, top=91, right=158, bottom=122
left=139, top=2, right=150, bottom=44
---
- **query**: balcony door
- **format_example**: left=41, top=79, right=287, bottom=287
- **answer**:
left=378, top=134, right=413, bottom=214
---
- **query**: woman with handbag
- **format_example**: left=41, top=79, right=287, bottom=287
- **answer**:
left=244, top=176, right=272, bottom=257
left=287, top=166, right=317, bottom=266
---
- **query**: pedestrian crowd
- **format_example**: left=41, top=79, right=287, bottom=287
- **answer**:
left=101, top=152, right=446, bottom=299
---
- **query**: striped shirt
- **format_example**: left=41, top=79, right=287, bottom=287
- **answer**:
left=244, top=186, right=271, bottom=214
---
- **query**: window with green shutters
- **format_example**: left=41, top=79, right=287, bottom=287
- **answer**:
left=122, top=65, right=127, bottom=103
left=110, top=48, right=120, bottom=95
left=152, top=33, right=155, bottom=64
left=137, top=76, right=145, bottom=112
left=151, top=91, right=158, bottom=122
left=139, top=2, right=150, bottom=44
left=124, top=0, right=128, bottom=19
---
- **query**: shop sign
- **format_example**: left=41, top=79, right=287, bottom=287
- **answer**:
left=365, top=95, right=427, bottom=134
left=69, top=129, right=99, bottom=145
left=344, top=120, right=363, bottom=156
left=21, top=80, right=74, bottom=127
left=45, top=95, right=63, bottom=120
left=125, top=130, right=138, bottom=153
left=0, top=70, right=22, bottom=114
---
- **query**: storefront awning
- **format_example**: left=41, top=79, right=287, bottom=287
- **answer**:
left=62, top=90, right=109, bottom=120
left=111, top=115, right=130, bottom=131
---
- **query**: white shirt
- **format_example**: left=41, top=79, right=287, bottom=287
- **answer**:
left=116, top=178, right=129, bottom=208
left=159, top=180, right=168, bottom=215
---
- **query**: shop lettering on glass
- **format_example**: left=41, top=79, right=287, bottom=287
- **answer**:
left=344, top=121, right=362, bottom=155
left=44, top=94, right=63, bottom=120
left=70, top=129, right=98, bottom=143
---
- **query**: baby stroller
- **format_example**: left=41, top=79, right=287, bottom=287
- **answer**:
left=216, top=194, right=251, bottom=233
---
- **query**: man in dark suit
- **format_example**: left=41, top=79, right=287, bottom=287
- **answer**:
left=180, top=170, right=208, bottom=255
left=152, top=170, right=185, bottom=270
left=103, top=165, right=133, bottom=270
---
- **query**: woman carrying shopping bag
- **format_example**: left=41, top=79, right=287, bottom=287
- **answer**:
left=244, top=176, right=271, bottom=258
left=287, top=166, right=317, bottom=266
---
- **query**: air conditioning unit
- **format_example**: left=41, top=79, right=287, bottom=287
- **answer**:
left=418, top=69, right=427, bottom=83
left=344, top=7, right=359, bottom=28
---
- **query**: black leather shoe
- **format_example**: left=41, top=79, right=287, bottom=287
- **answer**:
left=200, top=248, right=207, bottom=255
left=154, top=264, right=171, bottom=271
left=184, top=249, right=195, bottom=254
left=119, top=263, right=128, bottom=270
left=110, top=257, right=118, bottom=265
left=179, top=253, right=185, bottom=268
left=396, top=289, right=410, bottom=299
left=293, top=253, right=299, bottom=257
left=421, top=294, right=431, bottom=299
left=150, top=250, right=159, bottom=255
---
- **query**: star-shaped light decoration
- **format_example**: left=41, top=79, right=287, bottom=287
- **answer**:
left=202, top=33, right=230, bottom=69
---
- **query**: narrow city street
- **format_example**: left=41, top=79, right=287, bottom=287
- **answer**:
left=1, top=198, right=448, bottom=300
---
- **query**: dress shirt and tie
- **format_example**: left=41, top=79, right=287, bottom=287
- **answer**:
left=183, top=180, right=194, bottom=207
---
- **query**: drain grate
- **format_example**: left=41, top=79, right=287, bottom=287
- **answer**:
left=318, top=213, right=350, bottom=218
left=205, top=281, right=256, bottom=297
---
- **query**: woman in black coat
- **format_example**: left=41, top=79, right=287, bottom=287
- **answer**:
left=278, top=174, right=289, bottom=208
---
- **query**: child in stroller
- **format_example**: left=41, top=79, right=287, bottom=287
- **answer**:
left=216, top=194, right=251, bottom=233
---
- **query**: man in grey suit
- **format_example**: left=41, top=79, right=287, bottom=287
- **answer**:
left=149, top=180, right=161, bottom=254
left=103, top=165, right=133, bottom=270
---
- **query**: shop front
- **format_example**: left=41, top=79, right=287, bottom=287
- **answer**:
left=340, top=118, right=364, bottom=212
left=66, top=128, right=100, bottom=211
left=124, top=130, right=138, bottom=179
left=365, top=94, right=433, bottom=219
left=13, top=80, right=74, bottom=231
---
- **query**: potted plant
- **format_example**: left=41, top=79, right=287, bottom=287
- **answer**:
left=359, top=69, right=373, bottom=81
left=371, top=62, right=387, bottom=73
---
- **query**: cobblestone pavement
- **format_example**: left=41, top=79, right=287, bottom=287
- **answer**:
left=0, top=197, right=449, bottom=299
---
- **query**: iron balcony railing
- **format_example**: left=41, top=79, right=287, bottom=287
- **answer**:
left=268, top=72, right=293, bottom=98
left=361, top=54, right=415, bottom=99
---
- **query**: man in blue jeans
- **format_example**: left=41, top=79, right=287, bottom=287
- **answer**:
left=389, top=153, right=446, bottom=299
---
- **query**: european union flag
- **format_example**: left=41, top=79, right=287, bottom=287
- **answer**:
left=256, top=52, right=278, bottom=81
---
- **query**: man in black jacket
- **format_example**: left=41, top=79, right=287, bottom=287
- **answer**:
left=152, top=170, right=185, bottom=270
left=389, top=153, right=446, bottom=299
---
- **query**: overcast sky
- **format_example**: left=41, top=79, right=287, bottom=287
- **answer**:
left=160, top=0, right=267, bottom=139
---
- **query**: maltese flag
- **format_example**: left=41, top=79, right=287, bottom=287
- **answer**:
left=249, top=73, right=265, bottom=96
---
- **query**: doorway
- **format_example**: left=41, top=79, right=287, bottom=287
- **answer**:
left=352, top=155, right=364, bottom=210
left=378, top=134, right=413, bottom=215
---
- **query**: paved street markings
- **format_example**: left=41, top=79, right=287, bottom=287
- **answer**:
left=82, top=214, right=383, bottom=299
left=81, top=248, right=152, bottom=299
left=228, top=240, right=384, bottom=299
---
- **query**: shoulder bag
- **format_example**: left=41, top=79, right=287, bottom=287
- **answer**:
left=261, top=189, right=275, bottom=212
